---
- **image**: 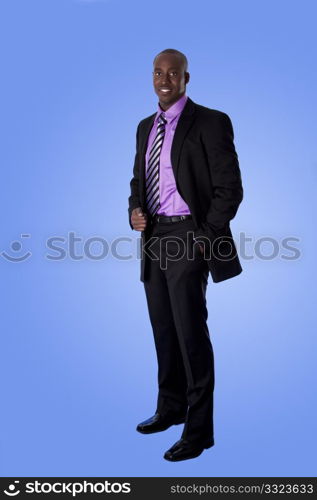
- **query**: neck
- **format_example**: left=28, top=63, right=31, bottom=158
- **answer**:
left=159, top=93, right=185, bottom=111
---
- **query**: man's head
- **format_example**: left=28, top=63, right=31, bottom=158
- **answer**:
left=152, top=49, right=190, bottom=111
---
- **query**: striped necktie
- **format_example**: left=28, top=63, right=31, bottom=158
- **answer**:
left=145, top=113, right=167, bottom=215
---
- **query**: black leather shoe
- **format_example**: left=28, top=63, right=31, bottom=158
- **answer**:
left=136, top=412, right=186, bottom=434
left=163, top=437, right=214, bottom=461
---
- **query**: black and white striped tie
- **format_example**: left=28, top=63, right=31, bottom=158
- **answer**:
left=145, top=113, right=167, bottom=215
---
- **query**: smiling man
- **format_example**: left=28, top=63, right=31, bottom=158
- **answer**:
left=128, top=49, right=243, bottom=461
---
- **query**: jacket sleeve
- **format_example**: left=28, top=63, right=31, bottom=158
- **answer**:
left=128, top=122, right=141, bottom=230
left=194, top=112, right=243, bottom=239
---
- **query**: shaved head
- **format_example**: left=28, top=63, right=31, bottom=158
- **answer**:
left=153, top=48, right=188, bottom=72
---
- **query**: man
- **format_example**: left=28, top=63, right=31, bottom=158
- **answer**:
left=128, top=49, right=243, bottom=461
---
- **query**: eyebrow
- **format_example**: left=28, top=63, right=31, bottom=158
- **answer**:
left=154, top=67, right=179, bottom=71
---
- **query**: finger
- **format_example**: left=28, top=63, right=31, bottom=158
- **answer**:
left=132, top=217, right=146, bottom=224
left=133, top=214, right=146, bottom=219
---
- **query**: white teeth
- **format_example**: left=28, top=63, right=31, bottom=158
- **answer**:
left=160, top=89, right=171, bottom=92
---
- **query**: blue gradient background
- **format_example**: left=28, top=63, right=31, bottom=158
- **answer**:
left=1, top=0, right=316, bottom=477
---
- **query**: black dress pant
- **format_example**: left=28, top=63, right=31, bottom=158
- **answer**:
left=143, top=218, right=214, bottom=444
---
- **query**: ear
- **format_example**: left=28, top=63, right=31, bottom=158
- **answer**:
left=185, top=72, right=190, bottom=84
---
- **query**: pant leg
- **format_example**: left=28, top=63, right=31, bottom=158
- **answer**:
left=160, top=220, right=215, bottom=443
left=143, top=232, right=188, bottom=417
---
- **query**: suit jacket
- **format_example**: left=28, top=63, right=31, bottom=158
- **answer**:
left=128, top=96, right=243, bottom=283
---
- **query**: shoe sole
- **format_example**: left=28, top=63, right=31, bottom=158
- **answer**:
left=204, top=439, right=214, bottom=449
left=163, top=440, right=214, bottom=461
left=136, top=418, right=186, bottom=434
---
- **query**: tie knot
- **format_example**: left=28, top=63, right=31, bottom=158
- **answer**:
left=158, top=113, right=167, bottom=125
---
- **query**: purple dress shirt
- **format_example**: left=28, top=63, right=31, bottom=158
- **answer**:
left=145, top=94, right=191, bottom=215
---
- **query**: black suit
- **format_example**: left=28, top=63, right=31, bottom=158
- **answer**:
left=128, top=96, right=243, bottom=445
left=129, top=96, right=243, bottom=283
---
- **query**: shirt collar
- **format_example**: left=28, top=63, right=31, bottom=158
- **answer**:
left=156, top=94, right=188, bottom=124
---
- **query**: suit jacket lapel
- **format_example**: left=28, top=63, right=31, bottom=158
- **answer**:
left=170, top=97, right=196, bottom=181
left=139, top=113, right=156, bottom=209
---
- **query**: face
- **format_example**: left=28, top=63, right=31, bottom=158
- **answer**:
left=153, top=53, right=190, bottom=110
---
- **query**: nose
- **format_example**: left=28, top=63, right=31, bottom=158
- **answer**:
left=161, top=72, right=171, bottom=85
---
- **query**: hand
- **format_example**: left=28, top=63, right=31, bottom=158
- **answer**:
left=131, top=207, right=148, bottom=231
